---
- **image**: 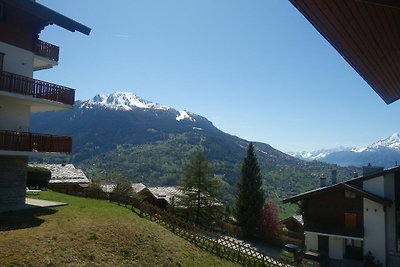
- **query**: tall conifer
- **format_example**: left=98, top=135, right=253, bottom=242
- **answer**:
left=235, top=143, right=264, bottom=237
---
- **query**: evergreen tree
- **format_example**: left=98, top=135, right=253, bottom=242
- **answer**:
left=235, top=142, right=264, bottom=237
left=178, top=152, right=221, bottom=226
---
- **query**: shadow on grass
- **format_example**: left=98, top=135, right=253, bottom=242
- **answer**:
left=0, top=208, right=58, bottom=231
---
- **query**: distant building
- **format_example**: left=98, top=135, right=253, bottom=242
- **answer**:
left=280, top=214, right=304, bottom=247
left=284, top=166, right=400, bottom=266
left=29, top=163, right=90, bottom=190
left=0, top=0, right=90, bottom=211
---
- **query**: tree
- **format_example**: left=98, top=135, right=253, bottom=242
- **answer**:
left=27, top=166, right=51, bottom=189
left=259, top=200, right=281, bottom=243
left=113, top=178, right=133, bottom=197
left=178, top=152, right=221, bottom=226
left=235, top=142, right=264, bottom=237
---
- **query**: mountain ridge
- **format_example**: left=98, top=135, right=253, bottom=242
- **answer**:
left=288, top=133, right=400, bottom=167
left=30, top=91, right=359, bottom=204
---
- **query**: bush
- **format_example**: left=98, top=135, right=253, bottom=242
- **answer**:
left=27, top=166, right=51, bottom=189
left=113, top=179, right=133, bottom=197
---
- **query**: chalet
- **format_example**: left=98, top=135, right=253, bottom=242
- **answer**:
left=0, top=0, right=90, bottom=211
left=284, top=166, right=400, bottom=266
left=29, top=163, right=90, bottom=190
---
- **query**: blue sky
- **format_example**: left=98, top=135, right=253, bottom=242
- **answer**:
left=35, top=0, right=400, bottom=152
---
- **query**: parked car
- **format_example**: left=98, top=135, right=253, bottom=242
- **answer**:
left=280, top=243, right=303, bottom=264
left=302, top=250, right=329, bottom=267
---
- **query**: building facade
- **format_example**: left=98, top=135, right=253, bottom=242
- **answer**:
left=0, top=0, right=90, bottom=211
left=284, top=167, right=400, bottom=267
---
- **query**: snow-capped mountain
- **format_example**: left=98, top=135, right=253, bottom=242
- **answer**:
left=79, top=92, right=196, bottom=122
left=288, top=147, right=352, bottom=161
left=363, top=132, right=400, bottom=152
left=288, top=133, right=400, bottom=167
left=80, top=92, right=170, bottom=111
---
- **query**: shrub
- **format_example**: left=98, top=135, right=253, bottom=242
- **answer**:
left=27, top=166, right=51, bottom=189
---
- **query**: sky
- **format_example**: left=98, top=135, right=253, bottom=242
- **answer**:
left=34, top=0, right=400, bottom=152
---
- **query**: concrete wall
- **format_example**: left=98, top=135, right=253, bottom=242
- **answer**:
left=364, top=198, right=386, bottom=266
left=0, top=41, right=34, bottom=77
left=0, top=156, right=27, bottom=211
left=329, top=236, right=344, bottom=260
left=0, top=97, right=30, bottom=131
left=305, top=232, right=318, bottom=251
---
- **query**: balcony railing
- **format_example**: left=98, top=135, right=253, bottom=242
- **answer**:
left=0, top=130, right=72, bottom=153
left=0, top=71, right=75, bottom=105
left=304, top=219, right=364, bottom=238
left=34, top=39, right=60, bottom=62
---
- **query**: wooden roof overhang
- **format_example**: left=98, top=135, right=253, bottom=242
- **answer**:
left=3, top=0, right=91, bottom=35
left=289, top=0, right=400, bottom=104
left=283, top=182, right=392, bottom=207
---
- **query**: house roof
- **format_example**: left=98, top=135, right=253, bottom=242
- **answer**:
left=289, top=0, right=400, bottom=104
left=146, top=186, right=182, bottom=204
left=29, top=163, right=90, bottom=184
left=4, top=0, right=91, bottom=35
left=283, top=180, right=393, bottom=207
left=347, top=165, right=400, bottom=184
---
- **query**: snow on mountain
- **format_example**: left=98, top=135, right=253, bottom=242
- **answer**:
left=176, top=110, right=196, bottom=122
left=366, top=132, right=400, bottom=151
left=80, top=92, right=170, bottom=111
left=288, top=147, right=352, bottom=161
left=289, top=133, right=400, bottom=161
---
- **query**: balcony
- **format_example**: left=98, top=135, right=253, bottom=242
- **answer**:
left=0, top=130, right=72, bottom=153
left=304, top=219, right=364, bottom=239
left=34, top=39, right=60, bottom=62
left=0, top=71, right=75, bottom=105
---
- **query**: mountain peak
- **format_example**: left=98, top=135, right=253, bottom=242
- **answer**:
left=368, top=132, right=400, bottom=151
left=80, top=92, right=170, bottom=111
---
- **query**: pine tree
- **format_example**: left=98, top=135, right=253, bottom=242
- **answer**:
left=235, top=142, right=264, bottom=237
left=178, top=152, right=221, bottom=226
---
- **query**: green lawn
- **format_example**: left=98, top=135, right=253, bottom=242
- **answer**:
left=0, top=191, right=239, bottom=267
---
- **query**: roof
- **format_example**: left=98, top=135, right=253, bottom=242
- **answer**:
left=29, top=163, right=90, bottom=184
left=283, top=168, right=395, bottom=207
left=146, top=186, right=182, bottom=204
left=289, top=0, right=400, bottom=104
left=4, top=0, right=91, bottom=35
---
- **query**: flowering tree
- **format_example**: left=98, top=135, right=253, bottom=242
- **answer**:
left=259, top=200, right=281, bottom=243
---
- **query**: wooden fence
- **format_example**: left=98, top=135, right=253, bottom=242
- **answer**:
left=51, top=187, right=293, bottom=267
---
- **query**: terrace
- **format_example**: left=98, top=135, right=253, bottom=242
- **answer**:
left=0, top=130, right=72, bottom=154
left=0, top=71, right=75, bottom=105
left=34, top=39, right=60, bottom=62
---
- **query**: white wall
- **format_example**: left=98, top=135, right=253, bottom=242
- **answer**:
left=364, top=198, right=386, bottom=266
left=0, top=41, right=34, bottom=77
left=364, top=176, right=385, bottom=197
left=0, top=97, right=30, bottom=131
left=305, top=232, right=318, bottom=251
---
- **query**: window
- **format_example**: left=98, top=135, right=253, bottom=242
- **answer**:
left=345, top=190, right=356, bottom=199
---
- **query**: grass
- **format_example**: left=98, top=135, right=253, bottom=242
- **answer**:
left=0, top=191, right=239, bottom=266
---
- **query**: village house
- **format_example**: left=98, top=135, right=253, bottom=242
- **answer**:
left=29, top=163, right=90, bottom=190
left=0, top=0, right=90, bottom=212
left=284, top=166, right=400, bottom=267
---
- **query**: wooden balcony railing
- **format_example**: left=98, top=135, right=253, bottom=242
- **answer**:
left=0, top=71, right=75, bottom=105
left=34, top=39, right=60, bottom=62
left=304, top=219, right=364, bottom=238
left=0, top=130, right=72, bottom=153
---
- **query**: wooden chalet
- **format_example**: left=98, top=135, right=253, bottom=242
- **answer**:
left=284, top=166, right=400, bottom=266
left=0, top=0, right=90, bottom=212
